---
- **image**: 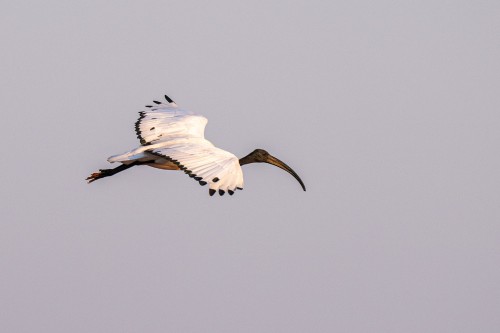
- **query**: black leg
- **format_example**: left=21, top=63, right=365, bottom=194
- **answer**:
left=86, top=162, right=137, bottom=184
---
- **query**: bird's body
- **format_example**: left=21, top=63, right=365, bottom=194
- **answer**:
left=87, top=94, right=305, bottom=196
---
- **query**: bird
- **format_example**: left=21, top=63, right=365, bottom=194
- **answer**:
left=86, top=94, right=306, bottom=196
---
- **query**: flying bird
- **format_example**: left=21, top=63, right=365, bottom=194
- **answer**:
left=87, top=94, right=306, bottom=196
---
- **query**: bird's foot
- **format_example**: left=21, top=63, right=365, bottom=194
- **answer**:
left=86, top=169, right=112, bottom=184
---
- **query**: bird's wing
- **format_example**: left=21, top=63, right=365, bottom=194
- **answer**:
left=133, top=95, right=244, bottom=195
left=135, top=96, right=207, bottom=146
left=150, top=142, right=244, bottom=196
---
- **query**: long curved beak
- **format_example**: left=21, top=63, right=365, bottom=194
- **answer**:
left=265, top=155, right=306, bottom=191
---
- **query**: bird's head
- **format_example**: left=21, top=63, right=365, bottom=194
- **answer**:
left=239, top=149, right=306, bottom=191
left=246, top=149, right=271, bottom=162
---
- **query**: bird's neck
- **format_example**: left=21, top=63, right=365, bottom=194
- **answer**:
left=239, top=155, right=254, bottom=166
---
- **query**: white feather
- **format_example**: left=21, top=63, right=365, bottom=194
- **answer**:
left=108, top=100, right=244, bottom=194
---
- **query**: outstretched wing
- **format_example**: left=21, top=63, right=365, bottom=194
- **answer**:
left=116, top=95, right=244, bottom=196
left=135, top=95, right=207, bottom=146
left=150, top=142, right=244, bottom=196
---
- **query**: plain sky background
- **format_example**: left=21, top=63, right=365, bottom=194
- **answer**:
left=1, top=1, right=499, bottom=332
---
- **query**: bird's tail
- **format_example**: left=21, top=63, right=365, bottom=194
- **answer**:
left=107, top=148, right=149, bottom=163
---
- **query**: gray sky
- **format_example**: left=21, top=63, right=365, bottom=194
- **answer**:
left=1, top=1, right=499, bottom=332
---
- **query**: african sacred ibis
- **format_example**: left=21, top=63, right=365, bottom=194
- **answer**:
left=87, top=94, right=306, bottom=196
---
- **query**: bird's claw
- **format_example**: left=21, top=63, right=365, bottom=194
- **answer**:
left=86, top=169, right=109, bottom=183
left=86, top=172, right=101, bottom=183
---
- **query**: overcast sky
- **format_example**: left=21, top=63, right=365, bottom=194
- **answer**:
left=1, top=1, right=499, bottom=332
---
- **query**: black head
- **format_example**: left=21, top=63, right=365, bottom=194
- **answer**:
left=246, top=149, right=270, bottom=162
left=239, top=148, right=306, bottom=191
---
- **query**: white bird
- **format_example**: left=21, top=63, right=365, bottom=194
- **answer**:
left=87, top=94, right=306, bottom=196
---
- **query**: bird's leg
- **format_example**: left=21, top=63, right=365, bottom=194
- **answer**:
left=86, top=162, right=137, bottom=184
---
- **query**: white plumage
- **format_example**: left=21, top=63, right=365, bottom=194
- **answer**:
left=107, top=99, right=244, bottom=193
left=88, top=94, right=306, bottom=196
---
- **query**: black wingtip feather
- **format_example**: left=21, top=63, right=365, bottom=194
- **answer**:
left=164, top=95, right=174, bottom=103
left=135, top=111, right=147, bottom=145
left=209, top=189, right=216, bottom=196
